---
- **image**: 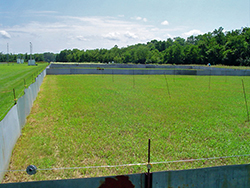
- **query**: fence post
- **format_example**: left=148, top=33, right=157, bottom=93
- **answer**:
left=133, top=69, right=135, bottom=88
left=164, top=73, right=171, bottom=99
left=24, top=78, right=27, bottom=89
left=209, top=69, right=211, bottom=90
left=13, top=88, right=17, bottom=105
left=112, top=69, right=114, bottom=82
left=242, top=79, right=249, bottom=122
left=145, top=139, right=152, bottom=188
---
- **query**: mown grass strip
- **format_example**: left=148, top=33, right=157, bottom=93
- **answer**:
left=0, top=63, right=48, bottom=120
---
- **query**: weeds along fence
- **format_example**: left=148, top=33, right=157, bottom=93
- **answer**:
left=0, top=67, right=48, bottom=181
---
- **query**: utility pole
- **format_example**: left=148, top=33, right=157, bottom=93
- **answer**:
left=30, top=42, right=32, bottom=60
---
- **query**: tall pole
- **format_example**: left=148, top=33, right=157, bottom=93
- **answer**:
left=30, top=42, right=32, bottom=60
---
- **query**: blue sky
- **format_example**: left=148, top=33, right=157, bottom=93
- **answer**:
left=0, top=0, right=249, bottom=53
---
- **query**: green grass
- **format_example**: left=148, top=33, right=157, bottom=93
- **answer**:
left=0, top=63, right=48, bottom=120
left=2, top=74, right=250, bottom=183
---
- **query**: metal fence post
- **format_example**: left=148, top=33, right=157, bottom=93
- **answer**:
left=242, top=79, right=249, bottom=122
left=145, top=139, right=152, bottom=188
left=13, top=88, right=17, bottom=105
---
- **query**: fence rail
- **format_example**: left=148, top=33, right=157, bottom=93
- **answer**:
left=1, top=164, right=249, bottom=188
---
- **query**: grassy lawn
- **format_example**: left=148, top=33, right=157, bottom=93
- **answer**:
left=2, top=74, right=250, bottom=182
left=0, top=63, right=48, bottom=120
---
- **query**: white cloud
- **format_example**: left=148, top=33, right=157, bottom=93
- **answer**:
left=0, top=30, right=11, bottom=39
left=151, top=27, right=159, bottom=31
left=131, top=16, right=147, bottom=22
left=103, top=32, right=121, bottom=41
left=76, top=35, right=87, bottom=41
left=124, top=31, right=138, bottom=39
left=27, top=10, right=58, bottom=14
left=0, top=15, right=190, bottom=53
left=182, top=29, right=203, bottom=37
left=161, top=20, right=169, bottom=26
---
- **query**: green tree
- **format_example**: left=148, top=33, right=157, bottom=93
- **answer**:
left=56, top=49, right=70, bottom=62
left=184, top=45, right=200, bottom=64
left=147, top=49, right=163, bottom=64
left=34, top=53, right=44, bottom=61
left=164, top=43, right=184, bottom=64
left=134, top=45, right=149, bottom=64
left=223, top=31, right=246, bottom=65
left=44, top=52, right=56, bottom=62
left=174, top=37, right=185, bottom=46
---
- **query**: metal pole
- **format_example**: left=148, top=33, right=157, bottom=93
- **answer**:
left=13, top=88, right=17, bottom=105
left=242, top=79, right=249, bottom=122
left=173, top=66, right=176, bottom=82
left=225, top=70, right=228, bottom=83
left=133, top=69, right=135, bottom=88
left=112, top=69, right=114, bottom=82
left=164, top=73, right=171, bottom=99
left=147, top=138, right=151, bottom=188
left=148, top=138, right=151, bottom=171
left=24, top=79, right=27, bottom=94
left=24, top=79, right=27, bottom=88
left=209, top=69, right=211, bottom=90
left=30, top=42, right=32, bottom=61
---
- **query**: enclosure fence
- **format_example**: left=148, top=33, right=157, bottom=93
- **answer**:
left=1, top=164, right=250, bottom=188
left=1, top=64, right=250, bottom=186
left=1, top=154, right=250, bottom=174
left=47, top=63, right=250, bottom=76
left=0, top=67, right=47, bottom=181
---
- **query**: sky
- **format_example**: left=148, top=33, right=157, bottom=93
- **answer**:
left=0, top=0, right=250, bottom=53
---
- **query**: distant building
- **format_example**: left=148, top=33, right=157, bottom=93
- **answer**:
left=17, top=58, right=24, bottom=64
left=28, top=59, right=36, bottom=66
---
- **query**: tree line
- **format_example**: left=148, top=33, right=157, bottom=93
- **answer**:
left=0, top=52, right=55, bottom=63
left=1, top=27, right=250, bottom=66
left=55, top=27, right=250, bottom=66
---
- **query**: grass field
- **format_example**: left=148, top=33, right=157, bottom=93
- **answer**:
left=2, top=74, right=250, bottom=183
left=0, top=63, right=48, bottom=120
